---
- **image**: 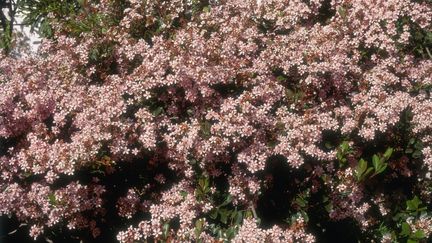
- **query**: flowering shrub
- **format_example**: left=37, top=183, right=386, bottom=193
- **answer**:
left=1, top=0, right=432, bottom=242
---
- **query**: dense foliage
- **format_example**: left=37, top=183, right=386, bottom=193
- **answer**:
left=1, top=0, right=432, bottom=242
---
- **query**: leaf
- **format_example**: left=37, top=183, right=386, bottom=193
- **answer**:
left=198, top=177, right=209, bottom=192
left=383, top=147, right=393, bottom=160
left=375, top=163, right=387, bottom=175
left=285, top=89, right=295, bottom=99
left=267, top=140, right=278, bottom=148
left=414, top=142, right=423, bottom=150
left=405, top=148, right=414, bottom=154
left=231, top=209, right=238, bottom=221
left=340, top=141, right=350, bottom=152
left=162, top=222, right=170, bottom=238
left=219, top=209, right=228, bottom=224
left=219, top=195, right=232, bottom=207
left=412, top=150, right=422, bottom=159
left=338, top=7, right=347, bottom=18
left=48, top=193, right=57, bottom=206
left=209, top=210, right=218, bottom=219
left=225, top=227, right=236, bottom=239
left=412, top=230, right=425, bottom=239
left=295, top=196, right=307, bottom=208
left=400, top=222, right=411, bottom=236
left=372, top=154, right=381, bottom=171
left=357, top=159, right=368, bottom=176
left=152, top=106, right=164, bottom=116
left=277, top=75, right=287, bottom=82
left=324, top=202, right=333, bottom=213
left=235, top=211, right=243, bottom=224
left=195, top=219, right=204, bottom=238
left=179, top=191, right=187, bottom=198
left=406, top=196, right=421, bottom=211
left=200, top=121, right=212, bottom=138
left=363, top=167, right=374, bottom=179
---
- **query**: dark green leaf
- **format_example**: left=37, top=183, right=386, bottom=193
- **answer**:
left=414, top=142, right=423, bottom=150
left=219, top=195, right=232, bottom=207
left=400, top=222, right=411, bottom=236
left=220, top=210, right=228, bottom=224
left=405, top=148, right=414, bottom=154
left=363, top=167, right=374, bottom=180
left=209, top=210, right=218, bottom=220
left=412, top=150, right=422, bottom=159
left=180, top=191, right=187, bottom=198
left=412, top=230, right=425, bottom=239
left=152, top=106, right=164, bottom=116
left=406, top=196, right=421, bottom=211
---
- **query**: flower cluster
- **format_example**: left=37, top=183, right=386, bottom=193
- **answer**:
left=1, top=0, right=432, bottom=242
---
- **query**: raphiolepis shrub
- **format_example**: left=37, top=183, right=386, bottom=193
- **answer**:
left=1, top=0, right=432, bottom=242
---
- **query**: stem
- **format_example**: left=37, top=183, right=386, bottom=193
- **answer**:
left=249, top=202, right=258, bottom=219
left=426, top=47, right=432, bottom=59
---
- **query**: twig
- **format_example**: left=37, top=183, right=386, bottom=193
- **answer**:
left=426, top=47, right=432, bottom=59
left=249, top=202, right=258, bottom=219
left=0, top=223, right=27, bottom=238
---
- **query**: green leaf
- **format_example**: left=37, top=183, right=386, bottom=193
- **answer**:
left=295, top=196, right=307, bottom=208
left=405, top=148, right=414, bottom=154
left=179, top=191, right=187, bottom=198
left=225, top=227, right=236, bottom=239
left=383, top=147, right=393, bottom=160
left=202, top=6, right=211, bottom=13
left=162, top=222, right=170, bottom=238
left=200, top=121, right=212, bottom=138
left=48, top=193, right=57, bottom=205
left=152, top=106, right=164, bottom=116
left=220, top=209, right=228, bottom=224
left=209, top=210, right=218, bottom=219
left=235, top=211, right=243, bottom=224
left=337, top=7, right=347, bottom=19
left=195, top=219, right=204, bottom=238
left=267, top=140, right=278, bottom=148
left=375, top=163, right=387, bottom=175
left=324, top=142, right=332, bottom=149
left=400, top=222, right=411, bottom=236
left=244, top=210, right=253, bottom=219
left=340, top=141, right=350, bottom=152
left=412, top=150, right=422, bottom=159
left=412, top=230, right=425, bottom=239
left=414, top=142, right=423, bottom=150
left=219, top=195, right=232, bottom=207
left=372, top=154, right=381, bottom=171
left=324, top=202, right=333, bottom=213
left=363, top=167, right=374, bottom=179
left=357, top=159, right=368, bottom=175
left=276, top=75, right=287, bottom=82
left=406, top=196, right=421, bottom=211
